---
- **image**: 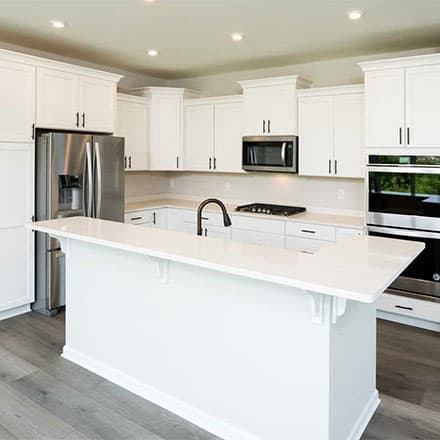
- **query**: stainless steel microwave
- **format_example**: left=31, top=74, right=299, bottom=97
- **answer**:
left=242, top=136, right=299, bottom=173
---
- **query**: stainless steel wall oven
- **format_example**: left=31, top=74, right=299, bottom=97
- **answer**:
left=367, top=155, right=440, bottom=300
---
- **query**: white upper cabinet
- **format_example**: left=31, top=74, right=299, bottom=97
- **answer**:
left=36, top=66, right=121, bottom=132
left=184, top=103, right=214, bottom=171
left=132, top=87, right=200, bottom=171
left=299, top=95, right=334, bottom=177
left=79, top=76, right=115, bottom=133
left=363, top=69, right=405, bottom=149
left=37, top=68, right=80, bottom=130
left=360, top=54, right=440, bottom=150
left=214, top=100, right=243, bottom=172
left=239, top=75, right=311, bottom=136
left=405, top=64, right=440, bottom=148
left=299, top=86, right=364, bottom=178
left=116, top=94, right=149, bottom=171
left=0, top=60, right=35, bottom=143
left=183, top=96, right=243, bottom=173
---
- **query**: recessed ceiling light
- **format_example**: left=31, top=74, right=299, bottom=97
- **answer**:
left=50, top=19, right=66, bottom=29
left=147, top=49, right=158, bottom=57
left=347, top=10, right=363, bottom=20
left=231, top=33, right=244, bottom=42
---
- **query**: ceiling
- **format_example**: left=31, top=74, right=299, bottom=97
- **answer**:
left=1, top=0, right=440, bottom=79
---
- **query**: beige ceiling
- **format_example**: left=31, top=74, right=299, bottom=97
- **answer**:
left=0, top=0, right=440, bottom=79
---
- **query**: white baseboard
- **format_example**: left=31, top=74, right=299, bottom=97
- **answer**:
left=0, top=304, right=30, bottom=321
left=62, top=346, right=259, bottom=440
left=347, top=390, right=380, bottom=440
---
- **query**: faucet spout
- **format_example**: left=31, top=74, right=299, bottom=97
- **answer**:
left=197, top=198, right=232, bottom=236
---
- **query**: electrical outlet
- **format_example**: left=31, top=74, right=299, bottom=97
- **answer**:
left=225, top=182, right=231, bottom=192
left=337, top=189, right=345, bottom=201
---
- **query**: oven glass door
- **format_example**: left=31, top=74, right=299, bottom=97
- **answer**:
left=369, top=227, right=440, bottom=299
left=242, top=138, right=297, bottom=171
left=368, top=170, right=440, bottom=218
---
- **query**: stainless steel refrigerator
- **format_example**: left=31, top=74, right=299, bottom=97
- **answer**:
left=34, top=132, right=125, bottom=315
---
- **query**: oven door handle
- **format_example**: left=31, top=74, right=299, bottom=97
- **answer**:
left=368, top=225, right=440, bottom=240
left=368, top=166, right=440, bottom=174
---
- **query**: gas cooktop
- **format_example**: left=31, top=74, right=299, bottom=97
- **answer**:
left=235, top=203, right=306, bottom=217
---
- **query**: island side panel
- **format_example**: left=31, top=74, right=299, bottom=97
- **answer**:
left=329, top=300, right=379, bottom=440
left=63, top=239, right=342, bottom=440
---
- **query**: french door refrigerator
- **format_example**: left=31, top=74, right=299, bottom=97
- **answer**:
left=34, top=132, right=125, bottom=315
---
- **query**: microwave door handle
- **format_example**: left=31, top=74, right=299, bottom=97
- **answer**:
left=281, top=142, right=287, bottom=165
left=252, top=148, right=257, bottom=165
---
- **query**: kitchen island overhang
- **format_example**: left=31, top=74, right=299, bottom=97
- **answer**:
left=28, top=217, right=424, bottom=440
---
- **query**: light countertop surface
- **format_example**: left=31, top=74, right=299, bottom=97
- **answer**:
left=125, top=198, right=364, bottom=229
left=29, top=216, right=424, bottom=303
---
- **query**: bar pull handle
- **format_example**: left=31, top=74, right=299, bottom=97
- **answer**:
left=395, top=304, right=413, bottom=311
left=213, top=157, right=217, bottom=170
left=129, top=156, right=132, bottom=169
left=204, top=228, right=208, bottom=237
left=301, top=229, right=316, bottom=234
left=82, top=112, right=86, bottom=128
left=268, top=120, right=271, bottom=133
left=76, top=112, right=80, bottom=127
left=32, top=123, right=35, bottom=140
left=399, top=127, right=403, bottom=145
left=263, top=120, right=265, bottom=134
left=328, top=159, right=332, bottom=174
left=153, top=212, right=156, bottom=225
left=176, top=156, right=179, bottom=169
left=407, top=127, right=410, bottom=145
left=209, top=157, right=212, bottom=170
left=130, top=217, right=142, bottom=221
left=334, top=159, right=338, bottom=175
left=124, top=156, right=127, bottom=169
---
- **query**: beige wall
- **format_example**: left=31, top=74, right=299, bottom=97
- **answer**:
left=167, top=47, right=439, bottom=96
left=169, top=172, right=364, bottom=214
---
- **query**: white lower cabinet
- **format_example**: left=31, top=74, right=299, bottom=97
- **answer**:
left=285, top=236, right=332, bottom=254
left=0, top=143, right=34, bottom=314
left=150, top=208, right=167, bottom=229
left=336, top=226, right=364, bottom=240
left=166, top=208, right=186, bottom=232
left=124, top=210, right=151, bottom=225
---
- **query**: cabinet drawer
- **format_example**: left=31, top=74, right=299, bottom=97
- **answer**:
left=124, top=210, right=151, bottom=225
left=377, top=293, right=440, bottom=323
left=285, top=236, right=333, bottom=255
left=183, top=209, right=226, bottom=227
left=286, top=221, right=336, bottom=241
left=231, top=229, right=285, bottom=248
left=336, top=226, right=364, bottom=241
left=231, top=215, right=285, bottom=234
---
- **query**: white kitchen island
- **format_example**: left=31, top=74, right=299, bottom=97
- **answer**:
left=29, top=217, right=424, bottom=440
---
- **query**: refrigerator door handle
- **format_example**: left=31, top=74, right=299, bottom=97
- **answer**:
left=94, top=141, right=103, bottom=218
left=85, top=142, right=93, bottom=217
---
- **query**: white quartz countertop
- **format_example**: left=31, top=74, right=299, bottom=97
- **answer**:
left=29, top=217, right=424, bottom=303
left=125, top=198, right=364, bottom=229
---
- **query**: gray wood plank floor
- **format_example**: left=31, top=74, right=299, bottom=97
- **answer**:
left=0, top=312, right=439, bottom=440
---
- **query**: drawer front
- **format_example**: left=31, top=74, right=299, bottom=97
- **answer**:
left=124, top=210, right=151, bottom=225
left=231, top=229, right=285, bottom=248
left=377, top=293, right=440, bottom=323
left=285, top=236, right=333, bottom=255
left=286, top=221, right=336, bottom=241
left=183, top=210, right=225, bottom=227
left=336, top=227, right=364, bottom=241
left=231, top=215, right=285, bottom=235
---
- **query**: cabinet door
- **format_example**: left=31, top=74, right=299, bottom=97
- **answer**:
left=0, top=60, right=35, bottom=142
left=406, top=65, right=440, bottom=148
left=184, top=104, right=214, bottom=171
left=79, top=76, right=115, bottom=133
left=299, top=96, right=334, bottom=176
left=150, top=94, right=182, bottom=170
left=266, top=85, right=297, bottom=135
left=0, top=143, right=34, bottom=312
left=334, top=93, right=364, bottom=178
left=36, top=67, right=79, bottom=130
left=214, top=101, right=243, bottom=172
left=364, top=69, right=405, bottom=148
left=166, top=208, right=186, bottom=232
left=116, top=97, right=149, bottom=171
left=150, top=209, right=167, bottom=229
left=242, top=88, right=267, bottom=136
